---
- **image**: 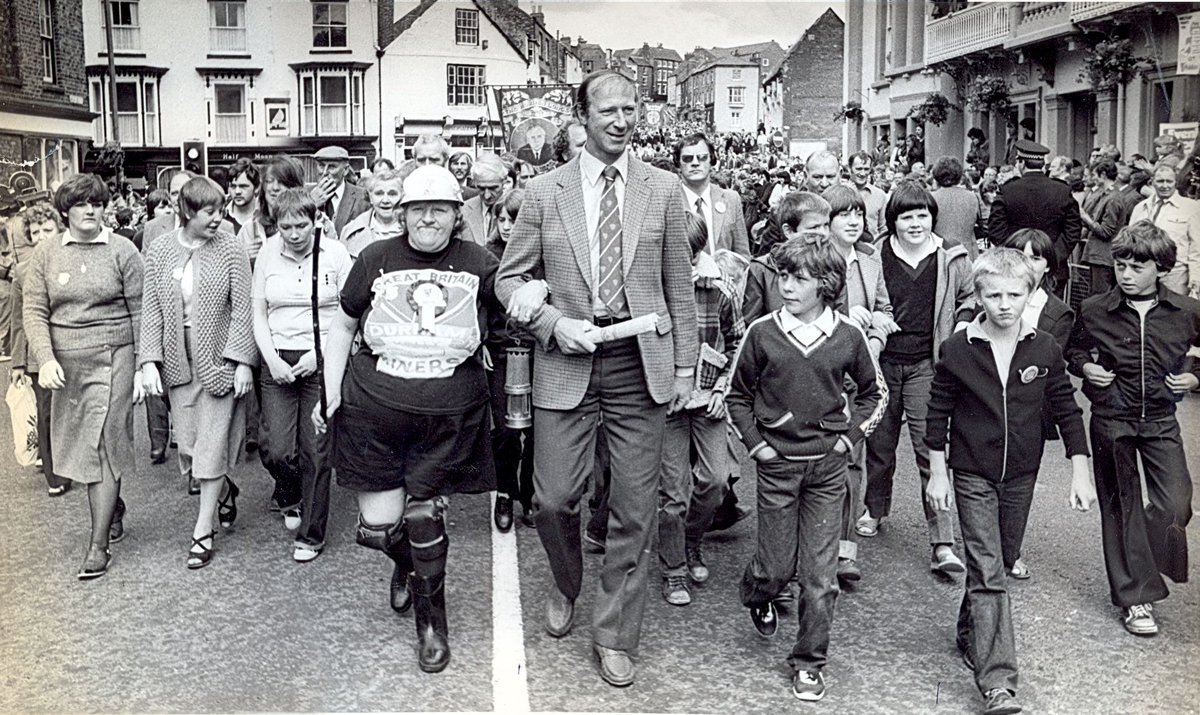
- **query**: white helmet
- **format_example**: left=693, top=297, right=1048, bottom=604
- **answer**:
left=400, top=165, right=463, bottom=206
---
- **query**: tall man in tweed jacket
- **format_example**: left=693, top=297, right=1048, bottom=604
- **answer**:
left=496, top=71, right=698, bottom=688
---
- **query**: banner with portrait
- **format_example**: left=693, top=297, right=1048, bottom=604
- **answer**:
left=492, top=85, right=577, bottom=168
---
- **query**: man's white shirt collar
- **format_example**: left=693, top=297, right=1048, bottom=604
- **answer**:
left=682, top=183, right=711, bottom=206
left=580, top=147, right=630, bottom=187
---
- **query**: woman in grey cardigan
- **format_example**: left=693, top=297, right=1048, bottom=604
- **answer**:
left=141, top=177, right=257, bottom=569
left=23, top=174, right=144, bottom=580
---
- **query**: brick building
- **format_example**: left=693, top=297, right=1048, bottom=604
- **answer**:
left=0, top=0, right=92, bottom=194
left=763, top=8, right=844, bottom=155
left=611, top=43, right=681, bottom=102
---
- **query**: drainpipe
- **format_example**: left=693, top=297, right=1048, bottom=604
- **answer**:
left=1116, top=81, right=1126, bottom=155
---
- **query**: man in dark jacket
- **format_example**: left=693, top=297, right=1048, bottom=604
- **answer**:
left=988, top=139, right=1081, bottom=294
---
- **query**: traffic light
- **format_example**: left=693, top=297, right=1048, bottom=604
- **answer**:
left=181, top=140, right=207, bottom=176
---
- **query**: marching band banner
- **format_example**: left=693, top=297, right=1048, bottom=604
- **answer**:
left=492, top=85, right=577, bottom=167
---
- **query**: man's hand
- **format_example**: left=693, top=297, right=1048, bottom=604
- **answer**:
left=1082, top=362, right=1116, bottom=388
left=926, top=470, right=953, bottom=512
left=313, top=390, right=341, bottom=435
left=310, top=176, right=336, bottom=206
left=668, top=374, right=691, bottom=414
left=753, top=445, right=780, bottom=462
left=38, top=359, right=64, bottom=390
left=551, top=317, right=597, bottom=355
left=508, top=281, right=549, bottom=323
left=1165, top=371, right=1199, bottom=395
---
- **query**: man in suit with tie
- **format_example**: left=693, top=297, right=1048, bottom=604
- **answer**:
left=310, top=145, right=370, bottom=237
left=676, top=132, right=750, bottom=257
left=988, top=139, right=1081, bottom=294
left=516, top=124, right=553, bottom=167
left=459, top=153, right=507, bottom=245
left=497, top=70, right=698, bottom=688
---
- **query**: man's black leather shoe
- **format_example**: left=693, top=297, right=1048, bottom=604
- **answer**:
left=750, top=601, right=778, bottom=637
left=494, top=494, right=513, bottom=533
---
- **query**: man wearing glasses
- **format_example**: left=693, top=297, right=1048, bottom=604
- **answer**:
left=675, top=133, right=750, bottom=256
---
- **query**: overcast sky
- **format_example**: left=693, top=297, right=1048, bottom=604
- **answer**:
left=534, top=1, right=841, bottom=54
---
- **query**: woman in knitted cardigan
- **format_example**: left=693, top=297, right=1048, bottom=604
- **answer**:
left=22, top=174, right=144, bottom=580
left=141, top=177, right=257, bottom=570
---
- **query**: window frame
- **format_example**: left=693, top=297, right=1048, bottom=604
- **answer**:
left=39, top=0, right=55, bottom=83
left=728, top=86, right=745, bottom=106
left=311, top=1, right=348, bottom=49
left=296, top=68, right=366, bottom=136
left=455, top=8, right=479, bottom=46
left=209, top=0, right=247, bottom=53
left=212, top=82, right=248, bottom=144
left=446, top=64, right=487, bottom=107
left=107, top=0, right=141, bottom=51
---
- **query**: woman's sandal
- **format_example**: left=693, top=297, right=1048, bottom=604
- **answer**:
left=187, top=532, right=216, bottom=570
left=1010, top=558, right=1031, bottom=580
left=217, top=477, right=240, bottom=528
left=77, top=544, right=111, bottom=580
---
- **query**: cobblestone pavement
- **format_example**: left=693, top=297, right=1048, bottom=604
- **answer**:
left=1, top=365, right=1197, bottom=714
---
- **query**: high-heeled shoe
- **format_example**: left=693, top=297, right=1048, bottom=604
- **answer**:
left=217, top=477, right=239, bottom=528
left=77, top=544, right=111, bottom=580
left=187, top=532, right=215, bottom=569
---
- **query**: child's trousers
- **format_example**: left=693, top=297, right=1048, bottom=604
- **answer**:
left=954, top=469, right=1037, bottom=697
left=1090, top=415, right=1192, bottom=607
left=741, top=451, right=844, bottom=673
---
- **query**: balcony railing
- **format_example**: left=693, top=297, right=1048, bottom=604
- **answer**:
left=209, top=26, right=247, bottom=53
left=214, top=115, right=247, bottom=143
left=1009, top=1, right=1071, bottom=47
left=925, top=2, right=1011, bottom=64
left=1070, top=1, right=1145, bottom=23
left=110, top=26, right=140, bottom=52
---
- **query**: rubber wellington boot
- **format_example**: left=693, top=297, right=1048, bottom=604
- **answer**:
left=412, top=573, right=450, bottom=673
left=388, top=529, right=414, bottom=615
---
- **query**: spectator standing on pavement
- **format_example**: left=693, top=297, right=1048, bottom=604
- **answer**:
left=310, top=146, right=370, bottom=238
left=495, top=70, right=697, bottom=688
left=23, top=174, right=144, bottom=580
left=314, top=165, right=500, bottom=674
left=859, top=181, right=972, bottom=576
left=931, top=156, right=984, bottom=261
left=140, top=177, right=255, bottom=570
left=1128, top=164, right=1200, bottom=297
left=1065, top=221, right=1200, bottom=638
left=339, top=167, right=408, bottom=258
left=8, top=202, right=73, bottom=497
left=252, top=189, right=351, bottom=563
left=1079, top=159, right=1124, bottom=297
left=726, top=237, right=885, bottom=703
left=987, top=140, right=1081, bottom=295
left=925, top=248, right=1093, bottom=715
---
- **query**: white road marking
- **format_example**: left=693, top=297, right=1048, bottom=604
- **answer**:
left=491, top=492, right=531, bottom=713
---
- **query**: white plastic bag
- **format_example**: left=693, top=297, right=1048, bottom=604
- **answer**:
left=6, top=380, right=38, bottom=467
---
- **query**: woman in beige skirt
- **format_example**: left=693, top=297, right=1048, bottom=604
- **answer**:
left=141, top=177, right=256, bottom=569
left=22, top=174, right=144, bottom=580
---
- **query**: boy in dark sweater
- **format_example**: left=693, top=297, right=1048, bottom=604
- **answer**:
left=1064, top=220, right=1200, bottom=637
left=926, top=248, right=1094, bottom=715
left=726, top=237, right=886, bottom=702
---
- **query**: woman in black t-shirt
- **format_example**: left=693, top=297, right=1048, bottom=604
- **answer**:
left=314, top=165, right=499, bottom=674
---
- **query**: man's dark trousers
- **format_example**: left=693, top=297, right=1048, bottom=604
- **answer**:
left=533, top=337, right=665, bottom=651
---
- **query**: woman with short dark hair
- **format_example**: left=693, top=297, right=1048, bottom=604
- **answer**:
left=141, top=177, right=256, bottom=569
left=931, top=156, right=984, bottom=260
left=23, top=174, right=145, bottom=579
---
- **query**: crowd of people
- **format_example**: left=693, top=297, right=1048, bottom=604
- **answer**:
left=2, top=68, right=1198, bottom=715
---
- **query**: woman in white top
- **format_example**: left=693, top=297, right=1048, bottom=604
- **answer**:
left=338, top=167, right=407, bottom=258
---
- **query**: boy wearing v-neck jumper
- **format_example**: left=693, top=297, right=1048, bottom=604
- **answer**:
left=925, top=248, right=1095, bottom=715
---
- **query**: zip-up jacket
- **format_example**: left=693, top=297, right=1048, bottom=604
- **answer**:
left=1064, top=285, right=1200, bottom=422
left=926, top=322, right=1088, bottom=480
left=875, top=234, right=977, bottom=361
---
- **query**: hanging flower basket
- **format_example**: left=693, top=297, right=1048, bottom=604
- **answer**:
left=906, top=93, right=957, bottom=126
left=1080, top=38, right=1148, bottom=91
left=964, top=76, right=1010, bottom=112
left=833, top=101, right=866, bottom=124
